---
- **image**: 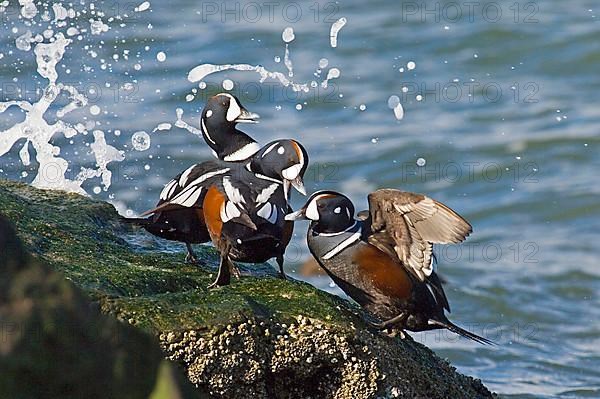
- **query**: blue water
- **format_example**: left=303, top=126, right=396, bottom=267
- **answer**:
left=1, top=1, right=599, bottom=397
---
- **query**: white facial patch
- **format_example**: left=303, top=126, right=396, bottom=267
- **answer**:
left=206, top=110, right=213, bottom=118
left=334, top=207, right=342, bottom=214
left=282, top=163, right=302, bottom=180
left=226, top=98, right=242, bottom=122
left=277, top=146, right=285, bottom=154
left=305, top=197, right=320, bottom=221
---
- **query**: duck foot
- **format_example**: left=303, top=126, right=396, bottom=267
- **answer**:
left=276, top=255, right=287, bottom=280
left=208, top=252, right=232, bottom=289
left=185, top=243, right=203, bottom=264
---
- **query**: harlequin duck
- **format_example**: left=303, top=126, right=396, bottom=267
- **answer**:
left=200, top=93, right=261, bottom=161
left=285, top=189, right=492, bottom=344
left=130, top=93, right=260, bottom=262
left=143, top=139, right=309, bottom=287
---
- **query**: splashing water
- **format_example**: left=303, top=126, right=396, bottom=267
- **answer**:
left=173, top=108, right=202, bottom=136
left=0, top=4, right=129, bottom=195
left=187, top=25, right=343, bottom=93
left=330, top=18, right=347, bottom=48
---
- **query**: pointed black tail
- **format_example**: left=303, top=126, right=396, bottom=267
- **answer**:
left=429, top=319, right=496, bottom=345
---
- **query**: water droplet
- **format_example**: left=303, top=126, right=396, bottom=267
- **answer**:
left=282, top=27, right=295, bottom=43
left=89, top=105, right=101, bottom=115
left=93, top=186, right=101, bottom=194
left=359, top=104, right=366, bottom=111
left=295, top=104, right=302, bottom=110
left=387, top=95, right=404, bottom=120
left=222, top=79, right=234, bottom=90
left=131, top=131, right=151, bottom=151
left=274, top=56, right=281, bottom=63
left=156, top=51, right=166, bottom=62
left=318, top=58, right=329, bottom=69
left=416, top=94, right=423, bottom=101
left=407, top=61, right=416, bottom=70
left=417, top=158, right=426, bottom=167
left=371, top=138, right=379, bottom=144
left=387, top=95, right=400, bottom=108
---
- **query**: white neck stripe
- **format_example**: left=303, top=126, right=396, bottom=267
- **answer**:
left=223, top=142, right=260, bottom=161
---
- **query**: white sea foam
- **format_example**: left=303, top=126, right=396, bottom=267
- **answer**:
left=0, top=11, right=125, bottom=195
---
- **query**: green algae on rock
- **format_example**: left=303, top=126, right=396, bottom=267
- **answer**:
left=0, top=179, right=494, bottom=398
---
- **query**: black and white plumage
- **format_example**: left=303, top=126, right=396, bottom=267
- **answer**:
left=141, top=139, right=309, bottom=287
left=129, top=93, right=259, bottom=262
left=131, top=93, right=311, bottom=263
left=190, top=140, right=308, bottom=287
left=286, top=190, right=492, bottom=344
left=200, top=93, right=261, bottom=161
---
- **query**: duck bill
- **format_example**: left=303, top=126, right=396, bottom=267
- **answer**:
left=285, top=207, right=307, bottom=221
left=290, top=176, right=306, bottom=196
left=235, top=108, right=260, bottom=124
left=231, top=214, right=258, bottom=231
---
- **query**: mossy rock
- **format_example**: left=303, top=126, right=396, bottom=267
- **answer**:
left=0, top=179, right=494, bottom=398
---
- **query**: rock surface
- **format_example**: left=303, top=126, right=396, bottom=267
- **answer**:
left=0, top=180, right=494, bottom=398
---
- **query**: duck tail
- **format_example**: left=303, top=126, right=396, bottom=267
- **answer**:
left=120, top=217, right=151, bottom=226
left=429, top=319, right=496, bottom=346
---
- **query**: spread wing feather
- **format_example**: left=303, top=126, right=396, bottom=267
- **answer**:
left=367, top=188, right=472, bottom=282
